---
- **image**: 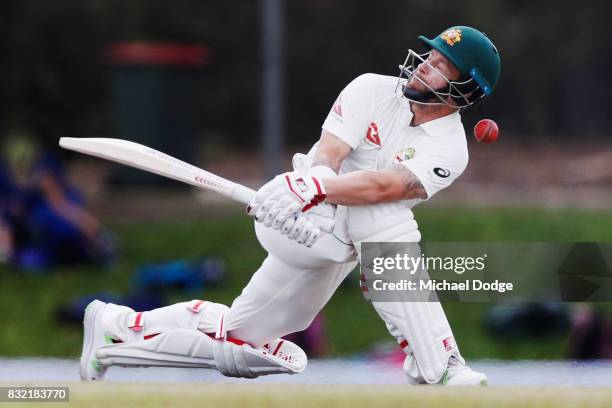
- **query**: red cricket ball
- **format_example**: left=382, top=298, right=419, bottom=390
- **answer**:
left=473, top=119, right=499, bottom=144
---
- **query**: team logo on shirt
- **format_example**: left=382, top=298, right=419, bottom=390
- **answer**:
left=394, top=147, right=416, bottom=163
left=365, top=122, right=381, bottom=148
left=441, top=28, right=462, bottom=46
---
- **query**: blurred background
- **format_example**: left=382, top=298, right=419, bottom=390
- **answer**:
left=1, top=0, right=612, bottom=365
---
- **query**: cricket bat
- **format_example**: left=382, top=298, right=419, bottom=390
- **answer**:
left=59, top=137, right=256, bottom=205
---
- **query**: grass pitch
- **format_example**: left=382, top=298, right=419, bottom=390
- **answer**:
left=10, top=383, right=612, bottom=408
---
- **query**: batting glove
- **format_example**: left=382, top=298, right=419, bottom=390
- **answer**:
left=277, top=202, right=336, bottom=247
left=247, top=166, right=335, bottom=220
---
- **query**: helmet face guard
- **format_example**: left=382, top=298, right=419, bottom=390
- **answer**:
left=395, top=49, right=484, bottom=109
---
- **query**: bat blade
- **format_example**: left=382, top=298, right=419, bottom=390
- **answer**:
left=59, top=137, right=255, bottom=204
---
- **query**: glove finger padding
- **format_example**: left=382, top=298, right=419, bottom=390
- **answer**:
left=263, top=205, right=281, bottom=228
left=287, top=216, right=307, bottom=240
left=304, top=227, right=321, bottom=247
left=304, top=203, right=336, bottom=233
left=254, top=198, right=277, bottom=223
left=296, top=220, right=314, bottom=245
left=271, top=198, right=301, bottom=230
left=263, top=196, right=295, bottom=227
left=247, top=175, right=284, bottom=216
left=280, top=216, right=295, bottom=235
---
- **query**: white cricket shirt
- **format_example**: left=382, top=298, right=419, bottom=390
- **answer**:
left=320, top=74, right=469, bottom=243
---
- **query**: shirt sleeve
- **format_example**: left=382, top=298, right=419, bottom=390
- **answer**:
left=399, top=140, right=469, bottom=199
left=321, top=74, right=377, bottom=149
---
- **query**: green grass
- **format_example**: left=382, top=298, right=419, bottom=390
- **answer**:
left=1, top=207, right=611, bottom=358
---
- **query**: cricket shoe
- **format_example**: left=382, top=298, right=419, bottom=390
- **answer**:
left=80, top=300, right=111, bottom=381
left=441, top=356, right=488, bottom=386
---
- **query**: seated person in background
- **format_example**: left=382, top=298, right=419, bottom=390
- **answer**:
left=1, top=135, right=115, bottom=270
left=0, top=160, right=16, bottom=262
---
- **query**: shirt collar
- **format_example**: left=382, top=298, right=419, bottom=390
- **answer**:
left=418, top=110, right=462, bottom=136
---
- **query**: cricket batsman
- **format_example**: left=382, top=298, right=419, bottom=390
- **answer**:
left=80, top=26, right=500, bottom=386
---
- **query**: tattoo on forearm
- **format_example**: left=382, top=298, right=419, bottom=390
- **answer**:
left=391, top=164, right=428, bottom=199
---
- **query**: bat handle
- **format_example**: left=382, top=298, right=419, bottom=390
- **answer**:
left=230, top=184, right=257, bottom=205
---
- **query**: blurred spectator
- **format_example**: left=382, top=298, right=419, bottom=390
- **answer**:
left=567, top=305, right=612, bottom=360
left=0, top=133, right=116, bottom=271
left=484, top=302, right=571, bottom=339
left=0, top=159, right=16, bottom=262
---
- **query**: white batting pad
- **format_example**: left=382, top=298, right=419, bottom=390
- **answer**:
left=371, top=301, right=464, bottom=383
left=95, top=328, right=306, bottom=378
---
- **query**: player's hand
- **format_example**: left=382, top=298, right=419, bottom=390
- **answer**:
left=246, top=175, right=287, bottom=222
left=280, top=171, right=327, bottom=212
left=247, top=171, right=327, bottom=219
left=304, top=202, right=336, bottom=233
left=278, top=203, right=336, bottom=247
left=267, top=199, right=334, bottom=232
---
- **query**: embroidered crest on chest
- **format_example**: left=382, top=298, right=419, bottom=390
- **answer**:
left=394, top=147, right=416, bottom=164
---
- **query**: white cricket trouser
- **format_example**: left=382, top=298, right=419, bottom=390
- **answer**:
left=103, top=220, right=357, bottom=349
left=223, top=254, right=356, bottom=346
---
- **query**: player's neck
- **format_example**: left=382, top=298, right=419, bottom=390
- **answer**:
left=410, top=102, right=457, bottom=127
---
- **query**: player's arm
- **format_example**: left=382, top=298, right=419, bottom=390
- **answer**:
left=310, top=130, right=352, bottom=173
left=322, top=165, right=427, bottom=206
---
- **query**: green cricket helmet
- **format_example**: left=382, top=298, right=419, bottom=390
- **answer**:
left=398, top=26, right=500, bottom=108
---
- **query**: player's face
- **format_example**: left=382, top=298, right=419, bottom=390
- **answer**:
left=407, top=49, right=461, bottom=92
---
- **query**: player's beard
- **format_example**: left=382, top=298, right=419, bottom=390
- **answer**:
left=403, top=80, right=447, bottom=104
